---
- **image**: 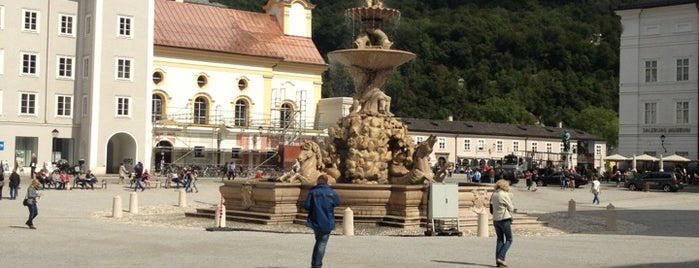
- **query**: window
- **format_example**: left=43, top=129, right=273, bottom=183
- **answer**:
left=21, top=52, right=38, bottom=75
left=56, top=95, right=72, bottom=117
left=463, top=139, right=470, bottom=151
left=280, top=103, right=292, bottom=128
left=22, top=10, right=38, bottom=32
left=546, top=142, right=552, bottom=153
left=677, top=58, right=689, bottom=81
left=82, top=57, right=90, bottom=78
left=197, top=75, right=207, bottom=88
left=20, top=92, right=37, bottom=115
left=237, top=79, right=248, bottom=90
left=0, top=49, right=4, bottom=75
left=57, top=56, right=74, bottom=79
left=645, top=60, right=657, bottom=82
left=116, top=58, right=131, bottom=80
left=513, top=141, right=519, bottom=152
left=438, top=138, right=446, bottom=149
left=193, top=97, right=208, bottom=124
left=116, top=97, right=130, bottom=116
left=152, top=95, right=163, bottom=122
left=82, top=95, right=88, bottom=117
left=644, top=102, right=657, bottom=124
left=677, top=101, right=689, bottom=124
left=117, top=16, right=132, bottom=37
left=1, top=6, right=5, bottom=30
left=234, top=100, right=248, bottom=126
left=152, top=71, right=163, bottom=85
left=59, top=14, right=74, bottom=36
left=531, top=142, right=538, bottom=152
left=496, top=141, right=503, bottom=152
left=477, top=139, right=485, bottom=151
left=559, top=142, right=564, bottom=153
left=194, top=146, right=204, bottom=158
left=85, top=15, right=91, bottom=35
left=595, top=145, right=602, bottom=156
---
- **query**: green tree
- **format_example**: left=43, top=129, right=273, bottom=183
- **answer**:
left=569, top=107, right=619, bottom=149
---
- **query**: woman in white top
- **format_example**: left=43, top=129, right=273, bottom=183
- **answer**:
left=591, top=177, right=601, bottom=205
left=491, top=179, right=514, bottom=267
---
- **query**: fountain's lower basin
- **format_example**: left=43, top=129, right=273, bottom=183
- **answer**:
left=215, top=180, right=492, bottom=228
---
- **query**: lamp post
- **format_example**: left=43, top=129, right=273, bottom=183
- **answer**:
left=257, top=126, right=263, bottom=167
left=660, top=134, right=667, bottom=153
left=51, top=129, right=59, bottom=163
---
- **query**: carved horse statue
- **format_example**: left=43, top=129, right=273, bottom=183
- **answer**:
left=391, top=135, right=443, bottom=185
left=277, top=140, right=335, bottom=185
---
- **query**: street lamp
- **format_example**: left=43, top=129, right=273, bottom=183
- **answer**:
left=51, top=129, right=59, bottom=163
left=660, top=134, right=667, bottom=153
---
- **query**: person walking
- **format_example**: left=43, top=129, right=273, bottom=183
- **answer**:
left=591, top=176, right=601, bottom=205
left=227, top=161, right=236, bottom=180
left=489, top=168, right=496, bottom=184
left=30, top=153, right=38, bottom=178
left=25, top=179, right=41, bottom=229
left=133, top=161, right=145, bottom=192
left=9, top=168, right=20, bottom=200
left=524, top=170, right=532, bottom=191
left=491, top=179, right=514, bottom=267
left=303, top=175, right=341, bottom=268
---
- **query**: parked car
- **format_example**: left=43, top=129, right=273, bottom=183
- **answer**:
left=535, top=171, right=588, bottom=187
left=625, top=172, right=684, bottom=192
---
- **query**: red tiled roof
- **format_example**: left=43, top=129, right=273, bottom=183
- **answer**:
left=154, top=0, right=326, bottom=66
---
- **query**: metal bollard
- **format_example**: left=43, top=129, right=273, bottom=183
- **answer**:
left=112, top=195, right=122, bottom=218
left=215, top=204, right=227, bottom=228
left=129, top=192, right=138, bottom=214
left=343, top=207, right=354, bottom=236
left=606, top=203, right=617, bottom=231
left=178, top=189, right=187, bottom=207
left=568, top=199, right=576, bottom=218
left=477, top=212, right=489, bottom=237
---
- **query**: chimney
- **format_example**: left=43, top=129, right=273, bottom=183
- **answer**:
left=558, top=121, right=563, bottom=128
left=447, top=115, right=453, bottom=122
left=175, top=0, right=184, bottom=3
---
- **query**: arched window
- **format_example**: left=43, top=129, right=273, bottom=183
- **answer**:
left=193, top=97, right=208, bottom=124
left=152, top=94, right=164, bottom=122
left=234, top=99, right=248, bottom=126
left=280, top=103, right=293, bottom=128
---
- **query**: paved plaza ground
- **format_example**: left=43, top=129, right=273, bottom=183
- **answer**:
left=1, top=174, right=699, bottom=268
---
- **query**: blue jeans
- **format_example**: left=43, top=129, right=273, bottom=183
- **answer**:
left=134, top=177, right=145, bottom=191
left=312, top=230, right=331, bottom=268
left=26, top=202, right=38, bottom=226
left=10, top=186, right=19, bottom=199
left=593, top=192, right=600, bottom=204
left=494, top=219, right=513, bottom=261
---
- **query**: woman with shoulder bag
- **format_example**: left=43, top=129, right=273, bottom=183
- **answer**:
left=490, top=179, right=514, bottom=267
left=25, top=179, right=41, bottom=229
left=0, top=169, right=5, bottom=199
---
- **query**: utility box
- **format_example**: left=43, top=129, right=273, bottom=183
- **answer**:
left=426, top=183, right=462, bottom=236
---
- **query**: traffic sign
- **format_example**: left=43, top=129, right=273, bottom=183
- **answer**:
left=0, top=141, right=4, bottom=151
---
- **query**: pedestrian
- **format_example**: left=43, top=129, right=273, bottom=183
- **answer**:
left=185, top=168, right=198, bottom=193
left=0, top=169, right=5, bottom=199
left=525, top=170, right=532, bottom=191
left=25, top=179, right=41, bottom=229
left=491, top=179, right=514, bottom=267
left=133, top=161, right=145, bottom=192
left=591, top=176, right=601, bottom=205
left=489, top=168, right=496, bottom=184
left=303, top=175, right=341, bottom=268
left=9, top=168, right=20, bottom=200
left=30, top=153, right=38, bottom=178
left=119, top=163, right=128, bottom=185
left=531, top=169, right=538, bottom=192
left=473, top=169, right=482, bottom=183
left=227, top=161, right=236, bottom=180
left=614, top=169, right=622, bottom=188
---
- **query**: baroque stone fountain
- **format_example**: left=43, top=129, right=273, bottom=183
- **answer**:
left=208, top=0, right=493, bottom=228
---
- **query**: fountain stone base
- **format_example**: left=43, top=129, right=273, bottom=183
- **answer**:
left=210, top=180, right=493, bottom=228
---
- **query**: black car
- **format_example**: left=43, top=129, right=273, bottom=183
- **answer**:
left=535, top=171, right=588, bottom=187
left=625, top=172, right=684, bottom=192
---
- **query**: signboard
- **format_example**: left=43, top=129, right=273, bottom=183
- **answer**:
left=0, top=141, right=4, bottom=151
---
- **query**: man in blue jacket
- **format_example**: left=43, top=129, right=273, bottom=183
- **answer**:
left=303, top=175, right=341, bottom=268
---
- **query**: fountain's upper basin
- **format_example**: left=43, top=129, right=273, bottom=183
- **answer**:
left=328, top=49, right=416, bottom=70
left=345, top=7, right=400, bottom=21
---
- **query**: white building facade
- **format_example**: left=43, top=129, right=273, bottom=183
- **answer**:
left=617, top=1, right=699, bottom=159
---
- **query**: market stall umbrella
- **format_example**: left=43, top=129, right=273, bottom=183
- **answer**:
left=633, top=154, right=659, bottom=172
left=663, top=154, right=691, bottom=162
left=605, top=154, right=630, bottom=161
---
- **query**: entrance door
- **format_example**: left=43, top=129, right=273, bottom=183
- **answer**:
left=106, top=133, right=137, bottom=174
